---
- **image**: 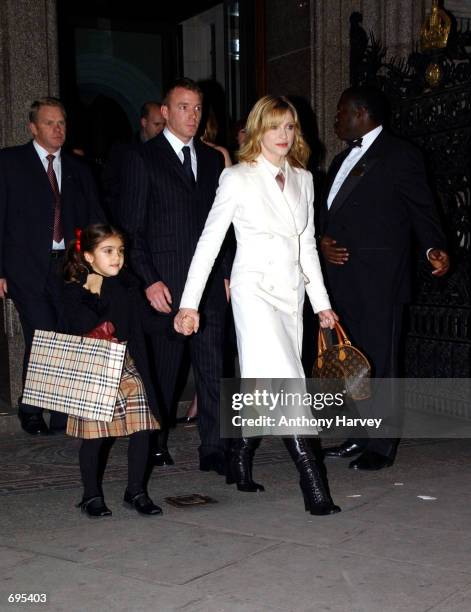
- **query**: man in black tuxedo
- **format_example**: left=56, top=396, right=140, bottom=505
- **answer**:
left=320, top=86, right=449, bottom=470
left=121, top=78, right=229, bottom=474
left=0, top=97, right=104, bottom=434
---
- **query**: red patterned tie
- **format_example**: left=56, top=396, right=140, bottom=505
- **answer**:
left=275, top=169, right=285, bottom=191
left=46, top=154, right=63, bottom=243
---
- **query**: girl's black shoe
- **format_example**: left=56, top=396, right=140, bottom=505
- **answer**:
left=76, top=496, right=112, bottom=518
left=123, top=490, right=163, bottom=515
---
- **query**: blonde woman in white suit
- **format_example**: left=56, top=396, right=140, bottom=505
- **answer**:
left=175, top=96, right=340, bottom=515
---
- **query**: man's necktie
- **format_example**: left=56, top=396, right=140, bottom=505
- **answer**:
left=182, top=146, right=195, bottom=185
left=46, top=154, right=63, bottom=243
left=275, top=169, right=285, bottom=192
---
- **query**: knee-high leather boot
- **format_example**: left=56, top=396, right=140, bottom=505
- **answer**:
left=226, top=437, right=264, bottom=492
left=283, top=436, right=341, bottom=515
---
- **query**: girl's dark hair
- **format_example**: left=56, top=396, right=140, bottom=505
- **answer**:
left=63, top=223, right=125, bottom=282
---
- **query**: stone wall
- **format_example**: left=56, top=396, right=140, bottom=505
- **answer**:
left=311, top=0, right=425, bottom=164
left=265, top=0, right=427, bottom=168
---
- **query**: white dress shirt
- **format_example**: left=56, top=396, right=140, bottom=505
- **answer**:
left=163, top=127, right=197, bottom=180
left=33, top=140, right=65, bottom=249
left=260, top=155, right=287, bottom=179
left=327, top=125, right=383, bottom=208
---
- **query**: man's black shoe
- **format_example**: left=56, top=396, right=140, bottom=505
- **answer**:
left=19, top=413, right=49, bottom=436
left=324, top=441, right=364, bottom=459
left=152, top=449, right=175, bottom=466
left=175, top=416, right=197, bottom=426
left=349, top=451, right=394, bottom=471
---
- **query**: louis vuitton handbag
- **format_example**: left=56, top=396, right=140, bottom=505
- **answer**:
left=312, top=322, right=371, bottom=400
left=23, top=328, right=126, bottom=422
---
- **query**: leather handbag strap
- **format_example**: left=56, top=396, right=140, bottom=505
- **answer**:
left=317, top=321, right=352, bottom=357
left=317, top=328, right=327, bottom=355
left=333, top=321, right=351, bottom=346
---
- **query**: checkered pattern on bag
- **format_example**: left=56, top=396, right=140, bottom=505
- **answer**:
left=23, top=330, right=127, bottom=422
left=66, top=354, right=160, bottom=439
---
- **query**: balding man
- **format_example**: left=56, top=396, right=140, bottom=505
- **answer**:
left=0, top=97, right=104, bottom=434
left=139, top=101, right=165, bottom=142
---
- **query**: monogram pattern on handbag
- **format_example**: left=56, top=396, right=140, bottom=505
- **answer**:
left=312, top=322, right=371, bottom=400
left=23, top=329, right=127, bottom=422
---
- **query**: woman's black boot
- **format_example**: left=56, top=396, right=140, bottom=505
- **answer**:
left=226, top=437, right=264, bottom=492
left=282, top=436, right=341, bottom=515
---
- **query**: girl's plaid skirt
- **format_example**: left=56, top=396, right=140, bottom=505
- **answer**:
left=66, top=354, right=160, bottom=439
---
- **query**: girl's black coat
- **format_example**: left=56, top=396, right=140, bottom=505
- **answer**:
left=58, top=269, right=160, bottom=420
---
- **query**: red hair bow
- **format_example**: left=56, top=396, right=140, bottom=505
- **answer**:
left=75, top=228, right=82, bottom=252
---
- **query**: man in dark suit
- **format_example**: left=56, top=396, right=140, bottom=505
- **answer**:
left=103, top=101, right=165, bottom=223
left=0, top=97, right=104, bottom=434
left=319, top=86, right=449, bottom=470
left=121, top=78, right=229, bottom=474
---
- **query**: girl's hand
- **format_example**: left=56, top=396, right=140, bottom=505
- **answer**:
left=174, top=309, right=199, bottom=335
left=318, top=309, right=338, bottom=329
left=84, top=273, right=103, bottom=295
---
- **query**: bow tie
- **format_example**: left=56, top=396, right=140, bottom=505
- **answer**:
left=346, top=137, right=363, bottom=150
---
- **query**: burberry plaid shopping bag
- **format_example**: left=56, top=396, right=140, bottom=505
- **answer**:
left=23, top=330, right=127, bottom=422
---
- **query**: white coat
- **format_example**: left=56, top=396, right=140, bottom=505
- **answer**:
left=180, top=154, right=331, bottom=378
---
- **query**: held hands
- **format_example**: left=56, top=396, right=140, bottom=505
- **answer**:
left=428, top=249, right=450, bottom=277
left=174, top=308, right=200, bottom=336
left=318, top=309, right=339, bottom=329
left=0, top=278, right=7, bottom=299
left=320, top=236, right=349, bottom=265
left=84, top=273, right=103, bottom=295
left=146, top=281, right=173, bottom=313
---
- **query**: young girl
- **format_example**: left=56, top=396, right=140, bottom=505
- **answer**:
left=60, top=223, right=161, bottom=518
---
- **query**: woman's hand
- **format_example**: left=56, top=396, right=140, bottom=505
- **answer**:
left=84, top=273, right=103, bottom=295
left=174, top=308, right=200, bottom=335
left=318, top=309, right=339, bottom=329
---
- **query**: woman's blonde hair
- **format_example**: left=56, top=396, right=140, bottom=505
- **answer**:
left=237, top=95, right=310, bottom=168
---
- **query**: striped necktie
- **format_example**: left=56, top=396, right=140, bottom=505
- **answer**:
left=46, top=154, right=63, bottom=242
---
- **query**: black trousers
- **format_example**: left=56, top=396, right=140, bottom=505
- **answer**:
left=332, top=302, right=404, bottom=460
left=79, top=430, right=150, bottom=499
left=11, top=254, right=67, bottom=428
left=152, top=308, right=226, bottom=457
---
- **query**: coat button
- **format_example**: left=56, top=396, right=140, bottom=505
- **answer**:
left=292, top=287, right=297, bottom=291
left=269, top=285, right=274, bottom=291
left=292, top=311, right=297, bottom=316
left=268, top=260, right=274, bottom=265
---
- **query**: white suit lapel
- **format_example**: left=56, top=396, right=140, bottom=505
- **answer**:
left=283, top=164, right=302, bottom=214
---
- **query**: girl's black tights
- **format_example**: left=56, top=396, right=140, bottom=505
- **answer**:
left=79, top=430, right=151, bottom=499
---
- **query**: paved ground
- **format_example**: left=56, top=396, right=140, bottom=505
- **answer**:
left=0, top=420, right=471, bottom=612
